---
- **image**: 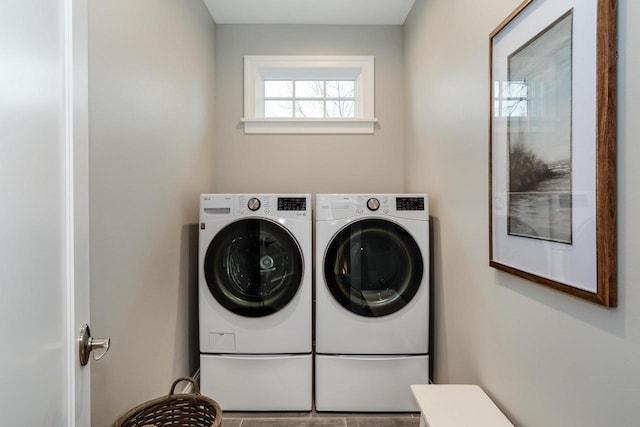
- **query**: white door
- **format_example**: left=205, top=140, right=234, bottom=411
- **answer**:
left=0, top=0, right=93, bottom=425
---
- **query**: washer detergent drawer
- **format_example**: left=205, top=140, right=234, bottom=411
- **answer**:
left=315, top=354, right=429, bottom=412
left=200, top=353, right=312, bottom=411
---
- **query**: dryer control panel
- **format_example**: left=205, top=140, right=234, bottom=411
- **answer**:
left=316, top=194, right=429, bottom=221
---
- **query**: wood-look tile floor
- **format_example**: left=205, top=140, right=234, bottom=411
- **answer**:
left=220, top=411, right=421, bottom=427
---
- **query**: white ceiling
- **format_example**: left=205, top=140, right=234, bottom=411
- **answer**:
left=202, top=0, right=416, bottom=25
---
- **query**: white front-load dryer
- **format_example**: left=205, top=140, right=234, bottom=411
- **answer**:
left=199, top=194, right=312, bottom=411
left=315, top=194, right=430, bottom=412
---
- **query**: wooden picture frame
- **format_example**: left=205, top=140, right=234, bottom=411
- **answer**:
left=489, top=0, right=617, bottom=306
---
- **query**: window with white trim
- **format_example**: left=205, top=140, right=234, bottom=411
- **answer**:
left=242, top=55, right=377, bottom=134
left=265, top=80, right=355, bottom=118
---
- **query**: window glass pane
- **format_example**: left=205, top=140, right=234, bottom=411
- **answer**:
left=327, top=100, right=355, bottom=118
left=295, top=100, right=324, bottom=118
left=326, top=80, right=355, bottom=98
left=265, top=100, right=293, bottom=117
left=502, top=81, right=527, bottom=98
left=265, top=80, right=293, bottom=98
left=295, top=81, right=324, bottom=98
left=502, top=99, right=527, bottom=117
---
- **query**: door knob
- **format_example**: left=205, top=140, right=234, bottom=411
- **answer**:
left=79, top=324, right=110, bottom=366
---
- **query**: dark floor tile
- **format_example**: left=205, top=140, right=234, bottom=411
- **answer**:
left=345, top=417, right=420, bottom=427
left=240, top=418, right=347, bottom=427
left=224, top=411, right=311, bottom=419
left=312, top=412, right=416, bottom=418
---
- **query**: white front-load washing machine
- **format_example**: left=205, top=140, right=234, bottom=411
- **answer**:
left=199, top=194, right=312, bottom=411
left=315, top=194, right=430, bottom=412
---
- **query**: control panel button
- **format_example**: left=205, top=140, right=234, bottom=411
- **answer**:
left=247, top=198, right=261, bottom=211
left=367, top=198, right=380, bottom=211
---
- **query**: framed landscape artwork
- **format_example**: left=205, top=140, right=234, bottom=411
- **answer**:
left=489, top=0, right=617, bottom=306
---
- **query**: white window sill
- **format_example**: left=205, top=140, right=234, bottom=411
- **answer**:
left=241, top=118, right=378, bottom=134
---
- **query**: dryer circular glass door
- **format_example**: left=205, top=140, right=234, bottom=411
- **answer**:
left=204, top=218, right=304, bottom=317
left=323, top=218, right=424, bottom=317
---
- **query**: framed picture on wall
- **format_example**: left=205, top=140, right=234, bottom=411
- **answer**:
left=489, top=0, right=617, bottom=306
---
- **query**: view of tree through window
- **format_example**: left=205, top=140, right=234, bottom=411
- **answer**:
left=494, top=80, right=528, bottom=117
left=264, top=80, right=355, bottom=118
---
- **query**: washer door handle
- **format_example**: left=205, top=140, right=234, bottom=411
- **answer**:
left=79, top=324, right=111, bottom=366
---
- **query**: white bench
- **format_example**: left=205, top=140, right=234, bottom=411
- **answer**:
left=410, top=384, right=514, bottom=427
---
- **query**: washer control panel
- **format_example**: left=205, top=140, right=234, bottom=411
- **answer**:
left=247, top=197, right=306, bottom=212
left=200, top=194, right=311, bottom=220
left=396, top=197, right=425, bottom=211
left=277, top=197, right=307, bottom=211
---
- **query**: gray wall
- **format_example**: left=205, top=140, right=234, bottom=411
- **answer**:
left=213, top=25, right=404, bottom=194
left=404, top=0, right=640, bottom=426
left=88, top=1, right=216, bottom=425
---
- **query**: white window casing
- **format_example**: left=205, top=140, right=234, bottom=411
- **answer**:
left=242, top=55, right=377, bottom=134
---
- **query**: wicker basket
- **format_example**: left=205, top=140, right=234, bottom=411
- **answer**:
left=113, top=377, right=222, bottom=427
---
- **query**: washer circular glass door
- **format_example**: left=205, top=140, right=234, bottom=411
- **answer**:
left=324, top=218, right=423, bottom=317
left=204, top=218, right=304, bottom=317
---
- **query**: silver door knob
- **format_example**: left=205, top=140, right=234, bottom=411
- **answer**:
left=79, top=324, right=110, bottom=366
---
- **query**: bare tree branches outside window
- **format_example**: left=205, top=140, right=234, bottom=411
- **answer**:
left=494, top=80, right=528, bottom=117
left=264, top=80, right=355, bottom=118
